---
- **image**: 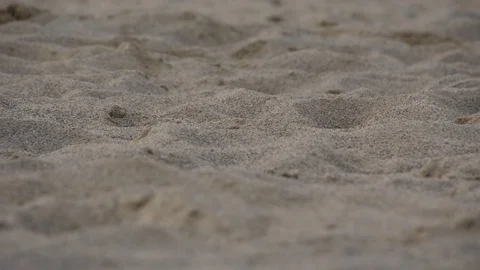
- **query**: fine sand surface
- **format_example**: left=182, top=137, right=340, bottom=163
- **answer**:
left=1, top=0, right=480, bottom=269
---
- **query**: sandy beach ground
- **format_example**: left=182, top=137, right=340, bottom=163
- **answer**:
left=0, top=0, right=480, bottom=269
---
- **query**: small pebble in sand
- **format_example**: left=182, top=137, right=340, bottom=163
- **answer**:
left=108, top=105, right=127, bottom=118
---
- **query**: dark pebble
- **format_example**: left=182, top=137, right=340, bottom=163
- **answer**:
left=108, top=105, right=127, bottom=118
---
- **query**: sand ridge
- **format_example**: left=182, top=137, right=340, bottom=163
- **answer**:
left=0, top=0, right=480, bottom=269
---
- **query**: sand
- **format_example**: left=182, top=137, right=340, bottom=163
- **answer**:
left=0, top=0, right=479, bottom=269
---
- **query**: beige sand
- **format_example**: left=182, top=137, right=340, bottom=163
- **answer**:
left=1, top=0, right=480, bottom=269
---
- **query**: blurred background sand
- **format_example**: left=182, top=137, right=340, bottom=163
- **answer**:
left=0, top=0, right=479, bottom=269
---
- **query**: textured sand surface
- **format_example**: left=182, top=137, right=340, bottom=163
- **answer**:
left=1, top=0, right=480, bottom=269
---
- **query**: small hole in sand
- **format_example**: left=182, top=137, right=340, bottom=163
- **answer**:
left=326, top=89, right=342, bottom=95
left=455, top=218, right=477, bottom=231
left=267, top=15, right=283, bottom=23
left=317, top=20, right=338, bottom=28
